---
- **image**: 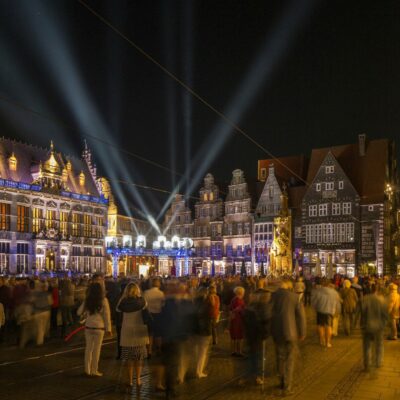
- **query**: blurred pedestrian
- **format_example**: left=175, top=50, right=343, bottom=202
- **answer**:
left=77, top=282, right=111, bottom=377
left=312, top=280, right=340, bottom=348
left=117, top=283, right=150, bottom=389
left=229, top=286, right=246, bottom=357
left=270, top=280, right=306, bottom=397
left=208, top=285, right=220, bottom=345
left=193, top=287, right=212, bottom=378
left=361, top=284, right=388, bottom=371
left=340, top=280, right=358, bottom=336
left=386, top=283, right=400, bottom=340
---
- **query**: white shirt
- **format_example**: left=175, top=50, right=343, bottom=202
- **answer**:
left=143, top=287, right=165, bottom=314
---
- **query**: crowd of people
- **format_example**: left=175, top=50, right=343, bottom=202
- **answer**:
left=0, top=272, right=399, bottom=397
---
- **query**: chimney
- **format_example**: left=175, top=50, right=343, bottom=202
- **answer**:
left=358, top=134, right=366, bottom=156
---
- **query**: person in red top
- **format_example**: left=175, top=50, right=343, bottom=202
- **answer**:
left=229, top=286, right=246, bottom=356
left=208, top=285, right=220, bottom=345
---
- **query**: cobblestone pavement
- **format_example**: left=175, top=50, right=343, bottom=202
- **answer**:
left=1, top=308, right=399, bottom=400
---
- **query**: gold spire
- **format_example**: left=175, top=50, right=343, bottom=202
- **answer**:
left=79, top=171, right=85, bottom=186
left=44, top=141, right=60, bottom=174
left=9, top=152, right=17, bottom=171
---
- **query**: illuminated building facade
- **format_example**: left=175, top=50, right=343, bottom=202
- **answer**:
left=223, top=169, right=253, bottom=274
left=0, top=138, right=108, bottom=275
left=257, top=135, right=399, bottom=276
left=192, top=173, right=224, bottom=274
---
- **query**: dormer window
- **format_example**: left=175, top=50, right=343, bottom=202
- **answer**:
left=79, top=171, right=85, bottom=186
left=9, top=153, right=17, bottom=171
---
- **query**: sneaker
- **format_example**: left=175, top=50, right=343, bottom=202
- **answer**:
left=197, top=373, right=208, bottom=378
left=92, top=371, right=103, bottom=377
left=326, top=343, right=332, bottom=348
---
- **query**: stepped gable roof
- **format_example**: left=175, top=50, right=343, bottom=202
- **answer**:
left=258, top=155, right=308, bottom=185
left=0, top=137, right=100, bottom=197
left=306, top=139, right=390, bottom=204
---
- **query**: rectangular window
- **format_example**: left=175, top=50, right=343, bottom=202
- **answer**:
left=244, top=223, right=250, bottom=234
left=72, top=213, right=82, bottom=236
left=0, top=242, right=10, bottom=273
left=83, top=214, right=92, bottom=237
left=325, top=182, right=334, bottom=191
left=343, top=202, right=352, bottom=215
left=346, top=223, right=355, bottom=242
left=0, top=203, right=10, bottom=231
left=316, top=183, right=321, bottom=192
left=325, top=166, right=334, bottom=174
left=17, top=205, right=29, bottom=232
left=319, top=203, right=328, bottom=216
left=45, top=209, right=57, bottom=230
left=338, top=181, right=344, bottom=189
left=332, top=203, right=341, bottom=215
left=16, top=243, right=29, bottom=274
left=260, top=168, right=267, bottom=179
left=309, top=205, right=317, bottom=217
left=32, top=208, right=43, bottom=233
left=60, top=212, right=69, bottom=235
left=237, top=223, right=243, bottom=235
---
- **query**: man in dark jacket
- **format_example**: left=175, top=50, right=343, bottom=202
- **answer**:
left=361, top=284, right=388, bottom=371
left=243, top=283, right=270, bottom=385
left=270, top=280, right=306, bottom=396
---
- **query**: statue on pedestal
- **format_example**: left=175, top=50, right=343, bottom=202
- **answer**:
left=270, top=184, right=293, bottom=276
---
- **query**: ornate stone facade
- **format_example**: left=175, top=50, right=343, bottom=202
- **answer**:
left=0, top=138, right=108, bottom=275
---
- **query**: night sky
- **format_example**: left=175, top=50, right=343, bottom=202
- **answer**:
left=0, top=0, right=399, bottom=217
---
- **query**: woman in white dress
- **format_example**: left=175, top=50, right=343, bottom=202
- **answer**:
left=117, top=283, right=150, bottom=389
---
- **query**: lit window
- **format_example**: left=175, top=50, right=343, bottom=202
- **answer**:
left=309, top=205, right=317, bottom=217
left=319, top=203, right=328, bottom=216
left=32, top=208, right=43, bottom=233
left=45, top=209, right=57, bottom=230
left=260, top=168, right=267, bottom=180
left=343, top=202, right=352, bottom=215
left=316, top=183, right=321, bottom=192
left=210, top=192, right=214, bottom=201
left=17, top=206, right=29, bottom=233
left=203, top=193, right=208, bottom=202
left=0, top=203, right=10, bottom=231
left=332, top=203, right=341, bottom=215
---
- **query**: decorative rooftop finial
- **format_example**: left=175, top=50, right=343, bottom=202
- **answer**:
left=50, top=140, right=54, bottom=152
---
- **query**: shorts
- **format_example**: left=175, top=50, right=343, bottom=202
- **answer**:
left=317, top=313, right=333, bottom=327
